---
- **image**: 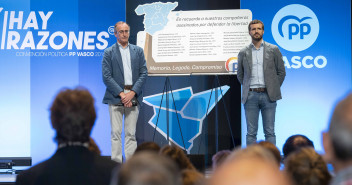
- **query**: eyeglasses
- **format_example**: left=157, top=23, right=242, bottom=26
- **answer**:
left=118, top=30, right=129, bottom=34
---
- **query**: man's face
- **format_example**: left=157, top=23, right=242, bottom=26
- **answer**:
left=249, top=23, right=264, bottom=41
left=115, top=23, right=130, bottom=46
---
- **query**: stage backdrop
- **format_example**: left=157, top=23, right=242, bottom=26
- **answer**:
left=0, top=0, right=242, bottom=168
left=0, top=0, right=125, bottom=165
left=241, top=0, right=351, bottom=152
left=127, top=0, right=242, bottom=166
left=135, top=7, right=251, bottom=75
left=1, top=0, right=350, bottom=168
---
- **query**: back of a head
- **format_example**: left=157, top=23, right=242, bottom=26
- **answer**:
left=181, top=169, right=205, bottom=185
left=283, top=134, right=314, bottom=159
left=160, top=145, right=195, bottom=171
left=284, top=147, right=331, bottom=185
left=50, top=88, right=96, bottom=143
left=134, top=141, right=161, bottom=154
left=117, top=152, right=181, bottom=185
left=88, top=137, right=101, bottom=155
left=329, top=93, right=352, bottom=161
left=227, top=145, right=278, bottom=165
left=210, top=145, right=289, bottom=185
left=257, top=141, right=281, bottom=167
left=212, top=150, right=231, bottom=170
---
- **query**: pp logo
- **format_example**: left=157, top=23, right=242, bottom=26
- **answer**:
left=272, top=4, right=319, bottom=52
left=225, top=57, right=237, bottom=73
left=108, top=26, right=115, bottom=35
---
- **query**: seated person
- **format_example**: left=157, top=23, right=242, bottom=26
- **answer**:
left=284, top=147, right=331, bottom=185
left=134, top=141, right=160, bottom=154
left=212, top=150, right=231, bottom=170
left=282, top=134, right=314, bottom=160
left=114, top=151, right=181, bottom=185
left=16, top=88, right=119, bottom=185
left=160, top=145, right=196, bottom=171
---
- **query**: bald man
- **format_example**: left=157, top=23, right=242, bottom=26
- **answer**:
left=323, top=93, right=352, bottom=185
left=210, top=146, right=290, bottom=185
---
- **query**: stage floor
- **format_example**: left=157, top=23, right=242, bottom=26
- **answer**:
left=0, top=174, right=16, bottom=184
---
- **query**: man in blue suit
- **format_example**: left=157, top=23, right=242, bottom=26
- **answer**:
left=237, top=20, right=286, bottom=146
left=102, top=21, right=148, bottom=163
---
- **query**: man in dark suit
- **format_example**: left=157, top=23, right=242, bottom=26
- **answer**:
left=16, top=88, right=118, bottom=185
left=237, top=19, right=286, bottom=146
left=102, top=21, right=148, bottom=163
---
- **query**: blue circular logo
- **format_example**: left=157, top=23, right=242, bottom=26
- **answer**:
left=271, top=4, right=319, bottom=52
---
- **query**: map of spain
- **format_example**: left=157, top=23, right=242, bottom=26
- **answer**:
left=135, top=2, right=178, bottom=35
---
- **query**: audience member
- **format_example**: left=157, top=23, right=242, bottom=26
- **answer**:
left=115, top=151, right=181, bottom=185
left=229, top=145, right=278, bottom=165
left=134, top=141, right=160, bottom=154
left=209, top=145, right=290, bottom=185
left=284, top=147, right=331, bottom=185
left=283, top=134, right=314, bottom=159
left=16, top=88, right=118, bottom=185
left=211, top=150, right=231, bottom=170
left=323, top=93, right=352, bottom=185
left=181, top=169, right=205, bottom=185
left=88, top=137, right=101, bottom=155
left=160, top=145, right=196, bottom=171
left=257, top=141, right=281, bottom=167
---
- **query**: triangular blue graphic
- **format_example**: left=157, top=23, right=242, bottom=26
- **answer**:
left=143, top=87, right=193, bottom=112
left=143, top=85, right=230, bottom=152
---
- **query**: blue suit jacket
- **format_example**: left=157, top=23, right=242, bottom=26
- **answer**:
left=102, top=43, right=148, bottom=105
left=237, top=41, right=286, bottom=104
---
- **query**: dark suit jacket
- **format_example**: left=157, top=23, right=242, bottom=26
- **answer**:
left=237, top=41, right=286, bottom=104
left=15, top=146, right=119, bottom=185
left=102, top=43, right=148, bottom=105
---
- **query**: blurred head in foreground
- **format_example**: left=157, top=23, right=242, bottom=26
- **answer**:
left=323, top=93, right=352, bottom=185
left=284, top=147, right=331, bottom=185
left=134, top=141, right=161, bottom=154
left=257, top=141, right=281, bottom=167
left=210, top=145, right=290, bottom=185
left=160, top=145, right=195, bottom=171
left=181, top=169, right=205, bottom=185
left=117, top=152, right=181, bottom=185
left=212, top=150, right=231, bottom=170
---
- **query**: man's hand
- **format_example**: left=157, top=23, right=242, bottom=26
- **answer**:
left=121, top=91, right=136, bottom=104
left=124, top=101, right=133, bottom=108
left=119, top=92, right=126, bottom=100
